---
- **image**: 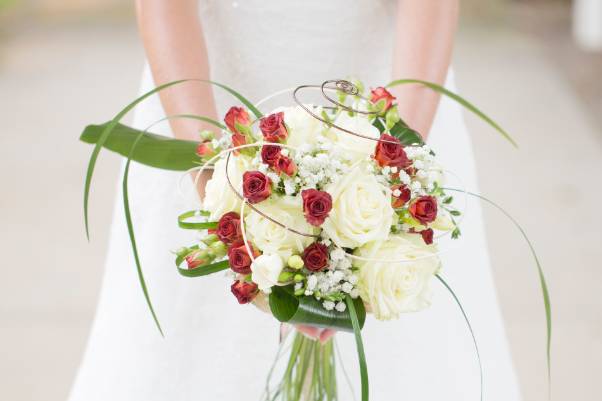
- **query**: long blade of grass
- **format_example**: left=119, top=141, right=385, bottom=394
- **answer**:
left=346, top=295, right=368, bottom=401
left=436, top=274, right=483, bottom=401
left=123, top=132, right=163, bottom=336
left=386, top=78, right=517, bottom=148
left=447, top=188, right=552, bottom=392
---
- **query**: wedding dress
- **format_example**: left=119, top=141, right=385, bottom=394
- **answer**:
left=69, top=1, right=521, bottom=400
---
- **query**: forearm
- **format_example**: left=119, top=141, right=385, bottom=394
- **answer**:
left=391, top=0, right=459, bottom=138
left=135, top=0, right=218, bottom=141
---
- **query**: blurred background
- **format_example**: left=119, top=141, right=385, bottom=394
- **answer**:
left=0, top=0, right=600, bottom=400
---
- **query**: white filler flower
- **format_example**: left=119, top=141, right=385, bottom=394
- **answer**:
left=251, top=253, right=284, bottom=291
left=355, top=234, right=440, bottom=320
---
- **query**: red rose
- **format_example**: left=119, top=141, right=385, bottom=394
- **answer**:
left=409, top=195, right=438, bottom=224
left=216, top=212, right=241, bottom=244
left=391, top=184, right=411, bottom=208
left=227, top=240, right=260, bottom=274
left=224, top=106, right=250, bottom=136
left=370, top=87, right=396, bottom=112
left=261, top=145, right=282, bottom=168
left=301, top=189, right=332, bottom=226
left=302, top=242, right=329, bottom=272
left=275, top=155, right=297, bottom=176
left=374, top=134, right=410, bottom=168
left=242, top=171, right=272, bottom=203
left=230, top=280, right=259, bottom=304
left=419, top=228, right=434, bottom=245
left=259, top=112, right=288, bottom=142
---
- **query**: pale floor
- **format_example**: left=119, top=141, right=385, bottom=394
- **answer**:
left=0, top=17, right=600, bottom=401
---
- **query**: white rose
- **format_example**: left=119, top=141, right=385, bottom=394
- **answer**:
left=244, top=195, right=316, bottom=259
left=355, top=234, right=440, bottom=320
left=276, top=105, right=325, bottom=148
left=321, top=165, right=394, bottom=248
left=203, top=155, right=250, bottom=220
left=328, top=112, right=380, bottom=162
left=251, top=253, right=284, bottom=291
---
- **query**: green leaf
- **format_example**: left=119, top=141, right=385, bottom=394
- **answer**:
left=436, top=274, right=482, bottom=401
left=81, top=122, right=201, bottom=171
left=389, top=119, right=424, bottom=146
left=123, top=132, right=164, bottom=336
left=346, top=295, right=368, bottom=401
left=177, top=259, right=230, bottom=277
left=269, top=286, right=366, bottom=332
left=83, top=79, right=260, bottom=240
left=373, top=117, right=424, bottom=146
left=447, top=189, right=552, bottom=392
left=387, top=79, right=518, bottom=148
left=177, top=210, right=218, bottom=230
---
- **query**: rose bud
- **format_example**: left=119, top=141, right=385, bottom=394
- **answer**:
left=185, top=249, right=209, bottom=269
left=242, top=171, right=272, bottom=203
left=409, top=195, right=438, bottom=225
left=216, top=212, right=242, bottom=244
left=374, top=134, right=410, bottom=169
left=370, top=87, right=396, bottom=113
left=196, top=142, right=215, bottom=158
left=302, top=242, right=329, bottom=272
left=227, top=240, right=260, bottom=274
left=419, top=228, right=434, bottom=245
left=224, top=106, right=250, bottom=136
left=231, top=132, right=247, bottom=151
left=275, top=155, right=297, bottom=176
left=259, top=112, right=288, bottom=142
left=391, top=184, right=411, bottom=208
left=261, top=144, right=282, bottom=168
left=301, top=189, right=333, bottom=226
left=230, top=280, right=259, bottom=304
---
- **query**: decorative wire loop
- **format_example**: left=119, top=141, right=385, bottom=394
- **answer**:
left=224, top=152, right=319, bottom=239
left=292, top=79, right=402, bottom=145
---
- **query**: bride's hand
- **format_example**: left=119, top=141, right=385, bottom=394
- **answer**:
left=193, top=170, right=213, bottom=202
left=295, top=324, right=336, bottom=344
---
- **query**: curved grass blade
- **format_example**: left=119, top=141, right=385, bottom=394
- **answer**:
left=84, top=80, right=260, bottom=240
left=210, top=81, right=263, bottom=119
left=123, top=133, right=163, bottom=336
left=447, top=188, right=552, bottom=390
left=177, top=210, right=217, bottom=230
left=346, top=295, right=368, bottom=401
left=436, top=274, right=482, bottom=401
left=386, top=79, right=517, bottom=148
left=84, top=79, right=186, bottom=239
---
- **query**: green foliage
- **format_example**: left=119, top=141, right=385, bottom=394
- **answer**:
left=269, top=286, right=366, bottom=332
left=81, top=122, right=201, bottom=171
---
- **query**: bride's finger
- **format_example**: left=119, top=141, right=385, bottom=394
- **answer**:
left=319, top=328, right=336, bottom=344
left=295, top=324, right=321, bottom=340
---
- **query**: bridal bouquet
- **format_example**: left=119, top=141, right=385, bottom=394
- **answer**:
left=81, top=79, right=551, bottom=401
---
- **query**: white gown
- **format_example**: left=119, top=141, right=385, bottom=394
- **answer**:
left=69, top=1, right=521, bottom=400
